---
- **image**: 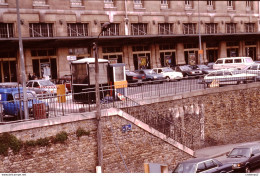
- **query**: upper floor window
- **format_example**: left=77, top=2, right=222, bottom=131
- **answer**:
left=183, top=23, right=196, bottom=34
left=0, top=23, right=13, bottom=38
left=0, top=0, right=6, bottom=3
left=134, top=0, right=144, bottom=9
left=131, top=23, right=147, bottom=35
left=104, top=0, right=115, bottom=8
left=159, top=23, right=173, bottom=35
left=29, top=23, right=53, bottom=37
left=207, top=0, right=215, bottom=10
left=226, top=23, right=236, bottom=33
left=246, top=1, right=252, bottom=11
left=245, top=23, right=254, bottom=33
left=227, top=0, right=234, bottom=10
left=161, top=0, right=169, bottom=9
left=70, top=0, right=82, bottom=6
left=67, top=23, right=88, bottom=37
left=185, top=0, right=193, bottom=10
left=33, top=0, right=47, bottom=5
left=205, top=23, right=217, bottom=34
left=102, top=23, right=119, bottom=36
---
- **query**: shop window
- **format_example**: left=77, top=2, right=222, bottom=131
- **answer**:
left=245, top=23, right=254, bottom=33
left=159, top=23, right=173, bottom=35
left=183, top=23, right=196, bottom=34
left=226, top=42, right=239, bottom=47
left=68, top=47, right=90, bottom=56
left=67, top=23, right=88, bottom=37
left=205, top=23, right=217, bottom=34
left=102, top=23, right=119, bottom=36
left=32, top=58, right=57, bottom=79
left=131, top=23, right=147, bottom=35
left=132, top=45, right=149, bottom=52
left=133, top=53, right=151, bottom=70
left=31, top=49, right=56, bottom=57
left=29, top=23, right=53, bottom=37
left=226, top=23, right=236, bottom=33
left=102, top=46, right=122, bottom=63
left=0, top=23, right=13, bottom=38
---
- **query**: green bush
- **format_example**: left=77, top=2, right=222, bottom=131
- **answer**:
left=76, top=127, right=90, bottom=138
left=24, top=140, right=37, bottom=147
left=36, top=137, right=49, bottom=147
left=54, top=131, right=68, bottom=143
left=0, top=132, right=23, bottom=156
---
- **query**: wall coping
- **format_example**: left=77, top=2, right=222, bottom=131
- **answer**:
left=138, top=82, right=260, bottom=106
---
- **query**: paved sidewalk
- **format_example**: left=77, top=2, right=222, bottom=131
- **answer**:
left=195, top=141, right=260, bottom=158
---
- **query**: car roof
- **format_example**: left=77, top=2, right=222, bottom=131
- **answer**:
left=179, top=158, right=212, bottom=164
left=233, top=143, right=260, bottom=149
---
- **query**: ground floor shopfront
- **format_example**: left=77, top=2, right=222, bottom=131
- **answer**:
left=0, top=34, right=260, bottom=83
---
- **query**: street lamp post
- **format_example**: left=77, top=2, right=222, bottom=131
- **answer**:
left=16, top=0, right=29, bottom=120
left=198, top=0, right=203, bottom=64
left=94, top=22, right=110, bottom=172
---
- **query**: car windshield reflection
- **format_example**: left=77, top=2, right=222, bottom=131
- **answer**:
left=173, top=163, right=196, bottom=173
left=228, top=148, right=251, bottom=158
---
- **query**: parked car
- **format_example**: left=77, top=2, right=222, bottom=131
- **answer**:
left=173, top=158, right=233, bottom=173
left=202, top=70, right=257, bottom=87
left=242, top=63, right=260, bottom=81
left=0, top=87, right=49, bottom=119
left=190, top=65, right=215, bottom=75
left=125, top=70, right=145, bottom=86
left=26, top=79, right=58, bottom=97
left=56, top=74, right=72, bottom=92
left=134, top=69, right=165, bottom=83
left=222, top=143, right=260, bottom=173
left=175, top=65, right=204, bottom=79
left=152, top=67, right=183, bottom=81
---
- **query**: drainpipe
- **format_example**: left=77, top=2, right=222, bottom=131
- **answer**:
left=124, top=0, right=129, bottom=35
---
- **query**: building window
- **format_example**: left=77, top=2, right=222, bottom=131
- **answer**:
left=159, top=23, right=173, bottom=35
left=102, top=23, right=119, bottom=36
left=102, top=46, right=123, bottom=64
left=205, top=23, right=217, bottom=34
left=133, top=0, right=143, bottom=9
left=183, top=23, right=196, bottom=34
left=29, top=23, right=53, bottom=37
left=245, top=23, right=254, bottom=33
left=33, top=0, right=47, bottom=5
left=0, top=0, right=6, bottom=3
left=227, top=0, right=234, bottom=10
left=0, top=23, right=13, bottom=38
left=67, top=23, right=88, bottom=37
left=131, top=23, right=147, bottom=35
left=185, top=0, right=193, bottom=10
left=207, top=0, right=215, bottom=10
left=104, top=0, right=115, bottom=8
left=70, top=0, right=82, bottom=6
left=226, top=23, right=236, bottom=33
left=246, top=1, right=252, bottom=11
left=161, top=0, right=169, bottom=9
left=31, top=49, right=56, bottom=56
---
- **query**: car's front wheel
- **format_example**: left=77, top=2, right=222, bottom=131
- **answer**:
left=166, top=76, right=171, bottom=82
left=245, top=166, right=251, bottom=173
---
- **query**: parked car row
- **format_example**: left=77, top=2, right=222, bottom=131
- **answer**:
left=173, top=143, right=260, bottom=173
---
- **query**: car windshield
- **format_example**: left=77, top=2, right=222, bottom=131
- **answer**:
left=163, top=68, right=174, bottom=72
left=143, top=70, right=156, bottom=74
left=39, top=80, right=55, bottom=86
left=198, top=65, right=210, bottom=69
left=228, top=148, right=251, bottom=158
left=180, top=66, right=192, bottom=71
left=173, top=163, right=196, bottom=173
left=14, top=92, right=35, bottom=100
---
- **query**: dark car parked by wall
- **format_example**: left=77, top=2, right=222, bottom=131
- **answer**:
left=173, top=158, right=233, bottom=173
left=221, top=143, right=260, bottom=173
left=134, top=69, right=165, bottom=83
left=125, top=70, right=145, bottom=86
left=190, top=65, right=216, bottom=75
left=175, top=65, right=204, bottom=79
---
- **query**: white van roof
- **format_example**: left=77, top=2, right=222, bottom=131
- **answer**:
left=72, top=57, right=109, bottom=64
left=217, top=57, right=252, bottom=60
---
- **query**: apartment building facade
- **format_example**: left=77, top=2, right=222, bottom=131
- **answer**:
left=0, top=0, right=260, bottom=82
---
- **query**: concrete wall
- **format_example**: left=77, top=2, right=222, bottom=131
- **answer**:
left=0, top=83, right=259, bottom=173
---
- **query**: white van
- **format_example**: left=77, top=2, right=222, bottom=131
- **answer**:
left=213, top=57, right=254, bottom=70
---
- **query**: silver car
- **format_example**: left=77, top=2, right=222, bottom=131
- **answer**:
left=26, top=79, right=57, bottom=96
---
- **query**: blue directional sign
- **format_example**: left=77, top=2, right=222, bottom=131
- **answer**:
left=122, top=124, right=132, bottom=133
